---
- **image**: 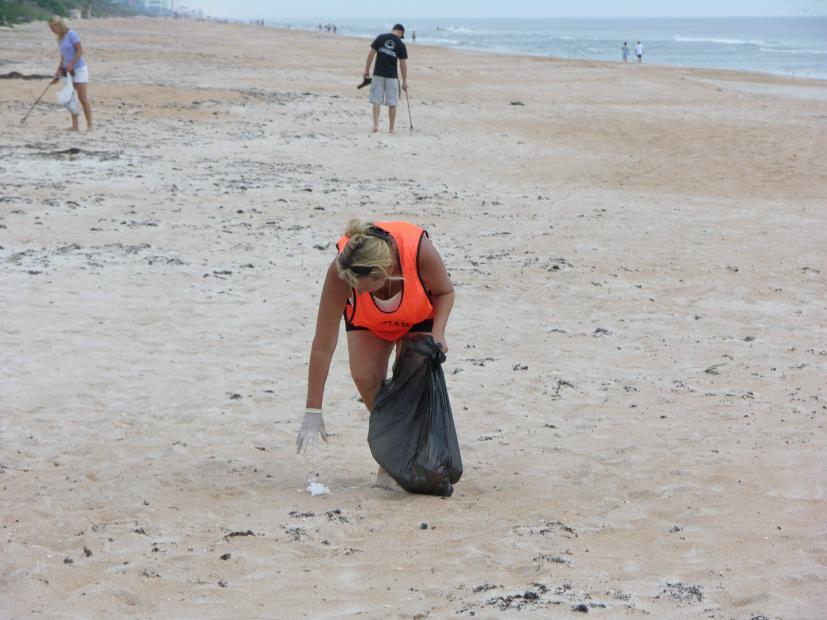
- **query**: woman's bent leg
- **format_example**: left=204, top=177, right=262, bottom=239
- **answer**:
left=75, top=82, right=92, bottom=131
left=347, top=330, right=394, bottom=411
left=350, top=330, right=424, bottom=488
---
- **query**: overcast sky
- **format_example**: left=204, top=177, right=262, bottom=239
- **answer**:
left=189, top=0, right=827, bottom=20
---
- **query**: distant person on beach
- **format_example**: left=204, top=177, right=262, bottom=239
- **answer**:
left=635, top=41, right=644, bottom=63
left=412, top=30, right=416, bottom=43
left=363, top=24, right=408, bottom=133
left=48, top=16, right=92, bottom=132
left=622, top=41, right=629, bottom=62
left=296, top=220, right=454, bottom=477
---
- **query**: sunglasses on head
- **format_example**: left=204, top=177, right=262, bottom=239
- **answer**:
left=365, top=225, right=392, bottom=243
left=349, top=264, right=375, bottom=276
left=338, top=225, right=392, bottom=275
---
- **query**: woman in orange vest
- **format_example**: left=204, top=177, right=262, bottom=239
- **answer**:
left=297, top=219, right=454, bottom=456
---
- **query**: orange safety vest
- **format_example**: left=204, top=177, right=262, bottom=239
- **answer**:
left=337, top=221, right=434, bottom=341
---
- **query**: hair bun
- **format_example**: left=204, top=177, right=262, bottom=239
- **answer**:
left=344, top=218, right=372, bottom=239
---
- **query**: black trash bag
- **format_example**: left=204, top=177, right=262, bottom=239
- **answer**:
left=368, top=334, right=463, bottom=497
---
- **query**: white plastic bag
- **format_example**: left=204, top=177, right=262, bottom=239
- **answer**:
left=57, top=74, right=78, bottom=114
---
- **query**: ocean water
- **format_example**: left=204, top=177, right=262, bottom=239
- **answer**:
left=277, top=17, right=827, bottom=80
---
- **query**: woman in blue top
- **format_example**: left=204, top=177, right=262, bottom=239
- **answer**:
left=48, top=16, right=93, bottom=132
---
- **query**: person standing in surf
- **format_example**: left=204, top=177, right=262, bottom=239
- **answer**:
left=362, top=24, right=408, bottom=133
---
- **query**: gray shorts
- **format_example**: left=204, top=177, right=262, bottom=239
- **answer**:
left=369, top=76, right=399, bottom=107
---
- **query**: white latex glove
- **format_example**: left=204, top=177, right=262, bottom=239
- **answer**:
left=296, top=408, right=328, bottom=455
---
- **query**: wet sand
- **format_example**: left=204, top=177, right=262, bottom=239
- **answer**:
left=1, top=17, right=826, bottom=618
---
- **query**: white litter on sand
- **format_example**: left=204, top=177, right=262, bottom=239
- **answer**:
left=307, top=482, right=331, bottom=496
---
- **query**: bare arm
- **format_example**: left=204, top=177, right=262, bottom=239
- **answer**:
left=305, top=259, right=351, bottom=409
left=399, top=59, right=408, bottom=90
left=418, top=236, right=454, bottom=352
left=364, top=48, right=376, bottom=78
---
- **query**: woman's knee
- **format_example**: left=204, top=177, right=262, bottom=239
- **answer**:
left=350, top=367, right=384, bottom=396
left=347, top=331, right=392, bottom=393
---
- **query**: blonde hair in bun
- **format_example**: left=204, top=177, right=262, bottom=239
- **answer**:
left=336, top=219, right=398, bottom=287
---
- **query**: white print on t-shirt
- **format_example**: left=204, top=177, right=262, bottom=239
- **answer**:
left=380, top=39, right=398, bottom=58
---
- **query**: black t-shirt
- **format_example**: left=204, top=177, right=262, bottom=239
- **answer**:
left=371, top=33, right=408, bottom=79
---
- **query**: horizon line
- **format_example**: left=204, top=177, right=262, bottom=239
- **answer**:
left=216, top=14, right=827, bottom=21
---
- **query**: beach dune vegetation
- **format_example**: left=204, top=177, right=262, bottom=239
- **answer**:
left=0, top=0, right=141, bottom=25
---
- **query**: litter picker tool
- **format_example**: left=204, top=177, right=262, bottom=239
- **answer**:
left=404, top=89, right=414, bottom=132
left=20, top=80, right=54, bottom=125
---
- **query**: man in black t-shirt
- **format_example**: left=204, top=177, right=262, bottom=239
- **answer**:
left=362, top=23, right=408, bottom=133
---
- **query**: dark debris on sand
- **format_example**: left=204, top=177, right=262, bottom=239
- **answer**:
left=30, top=148, right=121, bottom=161
left=486, top=589, right=543, bottom=611
left=326, top=509, right=350, bottom=524
left=480, top=583, right=608, bottom=613
left=223, top=530, right=256, bottom=541
left=659, top=582, right=704, bottom=603
left=534, top=553, right=573, bottom=566
left=514, top=519, right=576, bottom=537
left=281, top=526, right=310, bottom=542
left=289, top=510, right=315, bottom=518
left=0, top=72, right=52, bottom=80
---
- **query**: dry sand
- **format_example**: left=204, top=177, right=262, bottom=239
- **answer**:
left=1, top=17, right=826, bottom=619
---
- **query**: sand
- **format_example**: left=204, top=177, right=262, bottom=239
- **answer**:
left=1, top=17, right=826, bottom=619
